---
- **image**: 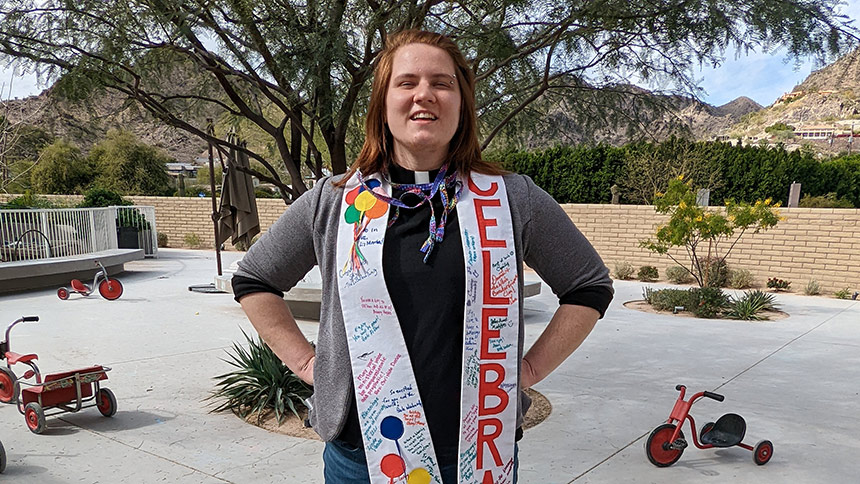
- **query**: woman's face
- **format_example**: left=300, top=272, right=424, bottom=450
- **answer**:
left=385, top=43, right=461, bottom=167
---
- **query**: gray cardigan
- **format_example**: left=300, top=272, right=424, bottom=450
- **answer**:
left=234, top=173, right=613, bottom=441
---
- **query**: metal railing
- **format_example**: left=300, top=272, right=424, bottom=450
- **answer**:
left=0, top=206, right=158, bottom=263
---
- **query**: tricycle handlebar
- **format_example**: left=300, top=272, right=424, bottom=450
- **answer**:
left=22, top=316, right=39, bottom=322
left=704, top=391, right=724, bottom=402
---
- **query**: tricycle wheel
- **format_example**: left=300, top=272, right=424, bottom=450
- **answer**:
left=97, top=388, right=117, bottom=417
left=24, top=402, right=46, bottom=434
left=700, top=421, right=715, bottom=442
left=645, top=423, right=685, bottom=467
left=57, top=287, right=70, bottom=300
left=754, top=440, right=773, bottom=465
left=0, top=367, right=18, bottom=404
left=0, top=440, right=6, bottom=473
left=99, top=278, right=123, bottom=300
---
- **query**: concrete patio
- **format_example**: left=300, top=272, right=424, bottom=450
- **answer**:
left=0, top=248, right=857, bottom=483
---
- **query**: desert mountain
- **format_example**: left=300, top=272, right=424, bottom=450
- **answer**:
left=2, top=83, right=209, bottom=164
left=726, top=47, right=860, bottom=147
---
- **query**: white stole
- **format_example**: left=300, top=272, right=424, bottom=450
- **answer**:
left=336, top=172, right=518, bottom=484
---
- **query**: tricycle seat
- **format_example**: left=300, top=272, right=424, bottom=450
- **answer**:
left=701, top=413, right=746, bottom=447
left=70, top=279, right=90, bottom=292
left=5, top=351, right=38, bottom=365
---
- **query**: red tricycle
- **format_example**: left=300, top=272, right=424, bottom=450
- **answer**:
left=0, top=316, right=117, bottom=434
left=645, top=385, right=773, bottom=467
left=57, top=260, right=124, bottom=300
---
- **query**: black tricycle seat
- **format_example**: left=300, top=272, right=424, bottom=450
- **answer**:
left=701, top=413, right=746, bottom=447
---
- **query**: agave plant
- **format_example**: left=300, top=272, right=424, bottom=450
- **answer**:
left=208, top=329, right=313, bottom=425
left=726, top=290, right=777, bottom=320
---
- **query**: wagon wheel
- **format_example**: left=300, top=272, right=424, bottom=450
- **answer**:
left=24, top=402, right=46, bottom=434
left=0, top=439, right=6, bottom=473
left=97, top=388, right=117, bottom=417
left=645, top=423, right=685, bottom=467
left=0, top=367, right=18, bottom=404
left=98, top=278, right=124, bottom=300
left=57, top=287, right=70, bottom=300
left=754, top=440, right=773, bottom=465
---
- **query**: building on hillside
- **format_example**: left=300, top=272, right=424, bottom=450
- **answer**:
left=775, top=91, right=805, bottom=103
left=793, top=125, right=838, bottom=139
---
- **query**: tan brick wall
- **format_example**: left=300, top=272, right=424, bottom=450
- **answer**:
left=563, top=204, right=860, bottom=294
left=127, top=196, right=287, bottom=250
left=3, top=194, right=858, bottom=293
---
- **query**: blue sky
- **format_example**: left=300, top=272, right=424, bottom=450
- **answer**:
left=1, top=2, right=858, bottom=107
left=697, top=0, right=860, bottom=107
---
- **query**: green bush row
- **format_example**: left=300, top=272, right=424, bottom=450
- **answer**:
left=490, top=139, right=860, bottom=207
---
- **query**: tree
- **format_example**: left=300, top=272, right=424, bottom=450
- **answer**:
left=1, top=114, right=54, bottom=193
left=640, top=176, right=781, bottom=287
left=89, top=129, right=173, bottom=195
left=0, top=1, right=856, bottom=203
left=29, top=139, right=94, bottom=194
left=619, top=138, right=723, bottom=204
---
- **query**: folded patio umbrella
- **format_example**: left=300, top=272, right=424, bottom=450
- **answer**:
left=216, top=140, right=260, bottom=248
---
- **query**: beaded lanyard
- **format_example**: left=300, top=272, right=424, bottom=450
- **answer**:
left=358, top=164, right=462, bottom=263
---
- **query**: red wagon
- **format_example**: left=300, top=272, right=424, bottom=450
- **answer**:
left=0, top=316, right=117, bottom=434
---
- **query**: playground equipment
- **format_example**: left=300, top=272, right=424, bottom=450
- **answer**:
left=57, top=260, right=124, bottom=300
left=645, top=385, right=773, bottom=467
left=0, top=316, right=117, bottom=434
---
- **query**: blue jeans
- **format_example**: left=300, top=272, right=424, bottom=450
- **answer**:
left=323, top=439, right=518, bottom=484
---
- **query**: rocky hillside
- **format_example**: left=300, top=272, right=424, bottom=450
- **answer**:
left=726, top=47, right=860, bottom=143
left=2, top=84, right=208, bottom=163
left=512, top=85, right=762, bottom=149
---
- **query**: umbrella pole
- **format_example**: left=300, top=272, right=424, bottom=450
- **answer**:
left=207, top=128, right=222, bottom=276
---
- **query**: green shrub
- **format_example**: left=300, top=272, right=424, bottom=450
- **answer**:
left=799, top=193, right=854, bottom=208
left=613, top=262, right=635, bottom=280
left=665, top=266, right=692, bottom=284
left=637, top=265, right=659, bottom=282
left=157, top=232, right=169, bottom=248
left=804, top=279, right=821, bottom=296
left=648, top=289, right=692, bottom=311
left=834, top=288, right=852, bottom=299
left=78, top=187, right=132, bottom=207
left=701, top=257, right=730, bottom=287
left=642, top=286, right=655, bottom=304
left=728, top=269, right=754, bottom=289
left=726, top=290, right=777, bottom=320
left=208, top=330, right=313, bottom=424
left=767, top=277, right=791, bottom=291
left=4, top=191, right=64, bottom=209
left=184, top=233, right=202, bottom=248
left=688, top=287, right=730, bottom=318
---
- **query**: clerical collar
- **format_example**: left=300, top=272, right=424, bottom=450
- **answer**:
left=387, top=163, right=440, bottom=185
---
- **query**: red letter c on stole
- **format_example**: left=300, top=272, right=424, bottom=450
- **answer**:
left=468, top=176, right=498, bottom=196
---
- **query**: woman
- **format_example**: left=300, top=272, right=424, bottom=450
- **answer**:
left=233, top=30, right=613, bottom=484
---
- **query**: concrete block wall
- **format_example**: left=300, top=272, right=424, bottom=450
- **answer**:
left=2, top=193, right=858, bottom=293
left=562, top=204, right=860, bottom=294
left=128, top=196, right=286, bottom=249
